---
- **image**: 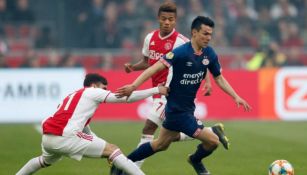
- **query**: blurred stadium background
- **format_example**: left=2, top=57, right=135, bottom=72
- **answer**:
left=0, top=0, right=306, bottom=174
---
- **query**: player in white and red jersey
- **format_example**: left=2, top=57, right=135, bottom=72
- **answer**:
left=123, top=2, right=213, bottom=168
left=16, top=73, right=168, bottom=175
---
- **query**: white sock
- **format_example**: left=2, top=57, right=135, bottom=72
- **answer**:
left=179, top=127, right=212, bottom=141
left=16, top=156, right=47, bottom=175
left=137, top=134, right=154, bottom=147
left=109, top=149, right=145, bottom=175
left=135, top=134, right=154, bottom=168
left=179, top=132, right=194, bottom=141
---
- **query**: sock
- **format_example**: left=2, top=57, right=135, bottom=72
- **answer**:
left=179, top=132, right=194, bottom=141
left=16, top=156, right=48, bottom=175
left=190, top=144, right=213, bottom=163
left=109, top=149, right=145, bottom=175
left=135, top=134, right=154, bottom=167
left=137, top=134, right=154, bottom=147
left=127, top=142, right=156, bottom=162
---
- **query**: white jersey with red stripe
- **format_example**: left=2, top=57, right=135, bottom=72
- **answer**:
left=42, top=87, right=110, bottom=137
left=142, top=29, right=189, bottom=98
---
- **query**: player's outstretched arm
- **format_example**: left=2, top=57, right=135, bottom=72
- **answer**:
left=104, top=86, right=168, bottom=103
left=124, top=56, right=149, bottom=73
left=116, top=61, right=167, bottom=97
left=214, top=75, right=252, bottom=111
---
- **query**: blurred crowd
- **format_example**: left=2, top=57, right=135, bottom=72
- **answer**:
left=0, top=0, right=306, bottom=69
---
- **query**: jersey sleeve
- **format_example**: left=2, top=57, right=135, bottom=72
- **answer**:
left=207, top=47, right=222, bottom=77
left=142, top=32, right=153, bottom=57
left=173, top=34, right=189, bottom=49
left=85, top=88, right=112, bottom=103
left=159, top=47, right=181, bottom=68
left=104, top=87, right=160, bottom=103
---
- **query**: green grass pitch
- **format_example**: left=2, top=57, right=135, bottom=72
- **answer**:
left=1, top=121, right=306, bottom=175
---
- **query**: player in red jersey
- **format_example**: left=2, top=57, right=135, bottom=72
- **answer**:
left=16, top=73, right=168, bottom=175
left=123, top=1, right=213, bottom=168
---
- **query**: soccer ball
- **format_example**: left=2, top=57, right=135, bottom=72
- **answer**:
left=269, top=160, right=294, bottom=175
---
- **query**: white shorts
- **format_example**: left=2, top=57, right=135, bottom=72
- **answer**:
left=147, top=97, right=166, bottom=126
left=41, top=133, right=106, bottom=164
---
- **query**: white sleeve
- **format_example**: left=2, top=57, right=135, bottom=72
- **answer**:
left=173, top=34, right=190, bottom=49
left=104, top=87, right=160, bottom=103
left=142, top=32, right=154, bottom=57
left=84, top=88, right=112, bottom=103
left=127, top=87, right=159, bottom=102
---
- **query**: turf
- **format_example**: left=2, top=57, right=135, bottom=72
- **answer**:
left=1, top=121, right=306, bottom=175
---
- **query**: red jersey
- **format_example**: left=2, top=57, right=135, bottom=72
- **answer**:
left=42, top=87, right=111, bottom=136
left=142, top=29, right=189, bottom=98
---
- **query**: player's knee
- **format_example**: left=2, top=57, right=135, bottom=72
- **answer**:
left=103, top=143, right=120, bottom=157
left=142, top=121, right=158, bottom=134
left=41, top=157, right=53, bottom=167
left=209, top=137, right=219, bottom=149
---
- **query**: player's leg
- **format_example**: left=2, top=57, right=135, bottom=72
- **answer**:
left=139, top=98, right=166, bottom=143
left=170, top=113, right=216, bottom=175
left=16, top=155, right=52, bottom=175
left=136, top=119, right=156, bottom=167
left=135, top=98, right=164, bottom=167
left=83, top=136, right=145, bottom=175
left=16, top=135, right=62, bottom=175
left=128, top=126, right=179, bottom=162
left=145, top=97, right=193, bottom=142
left=110, top=127, right=178, bottom=175
left=188, top=128, right=220, bottom=175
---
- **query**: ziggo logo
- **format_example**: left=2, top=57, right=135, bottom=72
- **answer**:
left=275, top=68, right=307, bottom=120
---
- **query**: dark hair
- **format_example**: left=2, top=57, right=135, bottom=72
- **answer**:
left=191, top=16, right=215, bottom=31
left=83, top=73, right=108, bottom=87
left=158, top=1, right=177, bottom=16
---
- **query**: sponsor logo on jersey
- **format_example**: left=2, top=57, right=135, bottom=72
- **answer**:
left=150, top=41, right=155, bottom=46
left=202, top=58, right=209, bottom=65
left=164, top=42, right=172, bottom=50
left=186, top=62, right=193, bottom=66
left=149, top=50, right=164, bottom=60
left=165, top=52, right=174, bottom=59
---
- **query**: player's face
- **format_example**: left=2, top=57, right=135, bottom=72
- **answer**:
left=193, top=24, right=213, bottom=48
left=158, top=12, right=176, bottom=36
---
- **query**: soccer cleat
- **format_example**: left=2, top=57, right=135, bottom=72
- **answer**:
left=109, top=165, right=123, bottom=175
left=187, top=155, right=211, bottom=175
left=212, top=123, right=230, bottom=150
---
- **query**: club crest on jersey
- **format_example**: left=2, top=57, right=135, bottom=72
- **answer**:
left=164, top=42, right=172, bottom=50
left=202, top=58, right=209, bottom=65
left=166, top=52, right=174, bottom=59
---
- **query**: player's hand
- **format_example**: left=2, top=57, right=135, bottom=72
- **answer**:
left=115, top=84, right=136, bottom=98
left=202, top=81, right=212, bottom=96
left=158, top=86, right=169, bottom=96
left=124, top=63, right=134, bottom=73
left=234, top=96, right=252, bottom=112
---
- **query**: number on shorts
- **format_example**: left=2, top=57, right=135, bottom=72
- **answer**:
left=156, top=101, right=164, bottom=112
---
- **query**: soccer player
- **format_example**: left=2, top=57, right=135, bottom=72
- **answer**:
left=113, top=16, right=252, bottom=175
left=16, top=73, right=168, bottom=175
left=123, top=1, right=213, bottom=167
